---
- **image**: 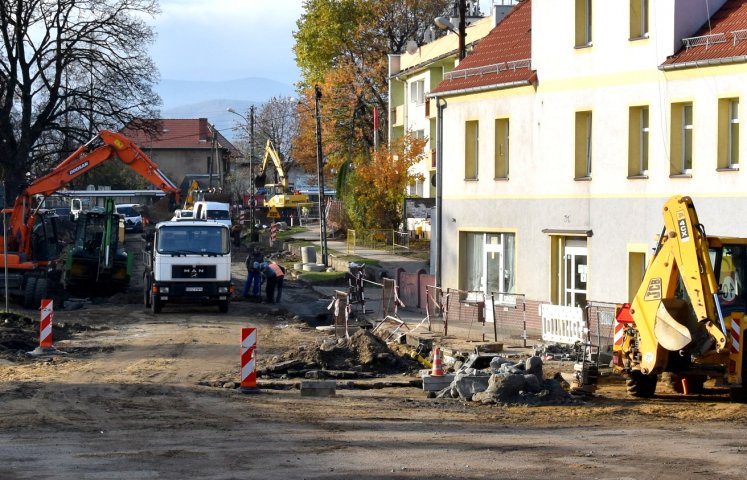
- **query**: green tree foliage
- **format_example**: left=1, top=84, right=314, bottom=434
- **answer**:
left=0, top=0, right=161, bottom=204
left=293, top=0, right=450, bottom=175
left=343, top=132, right=427, bottom=230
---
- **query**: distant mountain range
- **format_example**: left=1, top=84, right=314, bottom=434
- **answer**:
left=155, top=77, right=296, bottom=140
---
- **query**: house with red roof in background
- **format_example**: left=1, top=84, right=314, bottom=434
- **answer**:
left=423, top=0, right=747, bottom=338
left=121, top=118, right=240, bottom=198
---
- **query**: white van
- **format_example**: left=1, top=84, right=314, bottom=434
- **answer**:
left=115, top=203, right=144, bottom=232
left=193, top=201, right=231, bottom=228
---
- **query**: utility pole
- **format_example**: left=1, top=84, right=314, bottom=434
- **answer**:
left=457, top=0, right=466, bottom=61
left=315, top=85, right=328, bottom=267
left=249, top=106, right=257, bottom=242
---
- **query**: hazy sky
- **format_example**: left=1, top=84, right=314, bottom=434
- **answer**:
left=149, top=0, right=496, bottom=86
left=149, top=0, right=305, bottom=85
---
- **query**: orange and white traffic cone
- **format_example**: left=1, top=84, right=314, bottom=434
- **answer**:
left=431, top=346, right=444, bottom=376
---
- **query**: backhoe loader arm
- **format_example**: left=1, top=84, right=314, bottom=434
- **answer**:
left=628, top=195, right=727, bottom=373
left=9, top=130, right=179, bottom=257
left=255, top=139, right=287, bottom=192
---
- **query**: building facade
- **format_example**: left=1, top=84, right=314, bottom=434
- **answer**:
left=121, top=118, right=239, bottom=194
left=430, top=0, right=747, bottom=309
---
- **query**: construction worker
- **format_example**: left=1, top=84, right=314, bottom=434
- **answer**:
left=243, top=248, right=263, bottom=299
left=261, top=261, right=277, bottom=303
left=270, top=261, right=286, bottom=303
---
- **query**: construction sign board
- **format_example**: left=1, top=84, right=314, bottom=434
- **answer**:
left=267, top=207, right=280, bottom=219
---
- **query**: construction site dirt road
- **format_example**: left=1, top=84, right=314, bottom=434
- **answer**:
left=1, top=250, right=747, bottom=479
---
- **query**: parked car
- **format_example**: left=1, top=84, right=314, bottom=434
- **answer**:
left=171, top=209, right=194, bottom=221
left=115, top=204, right=143, bottom=232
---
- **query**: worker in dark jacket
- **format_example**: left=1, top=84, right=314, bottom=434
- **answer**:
left=243, top=248, right=263, bottom=299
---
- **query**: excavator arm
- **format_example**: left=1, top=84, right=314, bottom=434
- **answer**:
left=626, top=195, right=727, bottom=374
left=8, top=130, right=180, bottom=258
left=255, top=139, right=287, bottom=193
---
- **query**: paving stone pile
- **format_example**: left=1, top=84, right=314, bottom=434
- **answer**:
left=435, top=355, right=576, bottom=406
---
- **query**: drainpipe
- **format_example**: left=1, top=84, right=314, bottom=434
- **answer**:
left=435, top=97, right=447, bottom=288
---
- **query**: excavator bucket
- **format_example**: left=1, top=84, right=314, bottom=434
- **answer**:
left=654, top=299, right=693, bottom=351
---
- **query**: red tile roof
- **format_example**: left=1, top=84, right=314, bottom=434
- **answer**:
left=431, top=0, right=534, bottom=95
left=121, top=118, right=236, bottom=153
left=663, top=0, right=747, bottom=68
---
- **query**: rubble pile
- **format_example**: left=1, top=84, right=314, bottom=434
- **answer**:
left=533, top=342, right=579, bottom=361
left=260, top=329, right=418, bottom=379
left=435, top=356, right=576, bottom=406
left=0, top=312, right=88, bottom=361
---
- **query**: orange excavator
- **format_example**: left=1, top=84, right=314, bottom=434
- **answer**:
left=1, top=130, right=179, bottom=307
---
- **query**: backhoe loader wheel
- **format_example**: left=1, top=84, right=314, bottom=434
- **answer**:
left=34, top=278, right=48, bottom=307
left=626, top=371, right=658, bottom=398
left=23, top=277, right=37, bottom=309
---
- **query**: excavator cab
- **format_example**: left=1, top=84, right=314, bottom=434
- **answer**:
left=63, top=199, right=131, bottom=294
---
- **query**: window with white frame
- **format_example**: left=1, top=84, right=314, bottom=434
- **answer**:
left=670, top=102, right=693, bottom=175
left=628, top=105, right=649, bottom=176
left=410, top=80, right=425, bottom=105
left=718, top=98, right=739, bottom=170
left=462, top=232, right=516, bottom=296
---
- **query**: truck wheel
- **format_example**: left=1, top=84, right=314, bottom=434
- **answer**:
left=143, top=277, right=152, bottom=308
left=218, top=300, right=229, bottom=313
left=23, top=277, right=38, bottom=309
left=151, top=295, right=162, bottom=314
left=34, top=278, right=48, bottom=307
left=626, top=371, right=658, bottom=398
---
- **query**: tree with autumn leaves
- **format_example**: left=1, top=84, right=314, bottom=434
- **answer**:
left=293, top=0, right=450, bottom=230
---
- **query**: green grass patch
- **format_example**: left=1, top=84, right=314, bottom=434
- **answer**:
left=297, top=270, right=346, bottom=284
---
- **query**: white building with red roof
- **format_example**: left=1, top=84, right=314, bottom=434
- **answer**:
left=428, top=0, right=747, bottom=321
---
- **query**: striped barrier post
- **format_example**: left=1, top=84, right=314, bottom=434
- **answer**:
left=29, top=299, right=62, bottom=356
left=270, top=222, right=277, bottom=245
left=40, top=299, right=54, bottom=348
left=240, top=327, right=260, bottom=394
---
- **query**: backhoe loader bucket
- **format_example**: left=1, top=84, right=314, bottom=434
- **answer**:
left=654, top=299, right=693, bottom=351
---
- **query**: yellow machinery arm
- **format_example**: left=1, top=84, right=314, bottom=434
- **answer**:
left=256, top=139, right=287, bottom=193
left=629, top=195, right=727, bottom=374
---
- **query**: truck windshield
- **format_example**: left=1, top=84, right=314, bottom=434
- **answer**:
left=157, top=225, right=229, bottom=255
left=206, top=210, right=230, bottom=220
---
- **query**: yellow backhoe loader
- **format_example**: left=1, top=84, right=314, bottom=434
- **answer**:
left=614, top=195, right=747, bottom=401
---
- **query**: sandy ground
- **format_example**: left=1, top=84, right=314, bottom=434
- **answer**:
left=1, top=246, right=747, bottom=479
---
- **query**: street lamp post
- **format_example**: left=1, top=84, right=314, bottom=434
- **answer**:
left=227, top=107, right=257, bottom=243
left=434, top=0, right=467, bottom=60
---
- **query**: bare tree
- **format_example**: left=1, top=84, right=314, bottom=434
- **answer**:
left=254, top=96, right=300, bottom=179
left=0, top=0, right=161, bottom=204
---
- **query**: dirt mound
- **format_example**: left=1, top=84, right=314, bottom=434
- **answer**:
left=0, top=312, right=93, bottom=361
left=262, top=329, right=417, bottom=377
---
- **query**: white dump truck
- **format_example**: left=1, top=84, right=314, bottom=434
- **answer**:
left=143, top=220, right=233, bottom=313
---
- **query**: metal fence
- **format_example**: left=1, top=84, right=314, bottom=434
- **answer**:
left=585, top=300, right=618, bottom=359
left=489, top=292, right=529, bottom=346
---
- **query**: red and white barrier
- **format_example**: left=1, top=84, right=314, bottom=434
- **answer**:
left=40, top=299, right=54, bottom=348
left=270, top=222, right=277, bottom=245
left=240, top=327, right=259, bottom=393
left=29, top=298, right=63, bottom=356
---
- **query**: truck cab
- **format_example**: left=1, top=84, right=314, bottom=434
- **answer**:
left=143, top=220, right=233, bottom=313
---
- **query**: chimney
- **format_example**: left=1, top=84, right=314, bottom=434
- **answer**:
left=199, top=118, right=209, bottom=143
